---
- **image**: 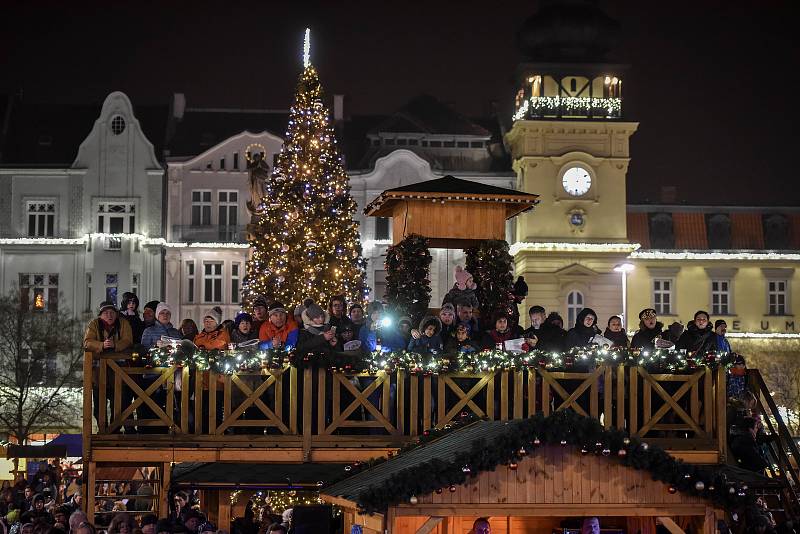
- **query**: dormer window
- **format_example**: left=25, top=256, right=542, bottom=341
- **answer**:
left=110, top=115, right=126, bottom=135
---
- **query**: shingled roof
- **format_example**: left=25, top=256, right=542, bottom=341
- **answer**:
left=172, top=462, right=346, bottom=488
left=370, top=94, right=491, bottom=137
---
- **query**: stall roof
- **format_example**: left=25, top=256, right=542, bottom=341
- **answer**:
left=6, top=444, right=67, bottom=459
left=171, top=462, right=348, bottom=488
left=48, top=434, right=82, bottom=457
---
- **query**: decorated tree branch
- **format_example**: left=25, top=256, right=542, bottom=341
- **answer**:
left=384, top=234, right=432, bottom=324
left=464, top=239, right=514, bottom=314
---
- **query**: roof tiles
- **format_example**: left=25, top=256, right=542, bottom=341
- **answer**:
left=731, top=212, right=765, bottom=249
left=672, top=212, right=708, bottom=249
left=626, top=212, right=650, bottom=248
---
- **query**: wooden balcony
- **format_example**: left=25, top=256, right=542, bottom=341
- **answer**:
left=82, top=352, right=728, bottom=466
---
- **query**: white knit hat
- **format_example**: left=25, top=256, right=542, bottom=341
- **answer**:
left=204, top=306, right=223, bottom=324
left=155, top=302, right=171, bottom=318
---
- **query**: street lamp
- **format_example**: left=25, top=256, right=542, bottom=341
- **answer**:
left=613, top=262, right=635, bottom=328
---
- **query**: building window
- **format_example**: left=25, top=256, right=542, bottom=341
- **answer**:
left=219, top=157, right=226, bottom=170
left=203, top=262, right=223, bottom=303
left=131, top=273, right=140, bottom=296
left=653, top=279, right=673, bottom=315
left=470, top=141, right=484, bottom=148
left=186, top=261, right=195, bottom=303
left=408, top=139, right=419, bottom=146
left=421, top=140, right=429, bottom=147
left=456, top=141, right=469, bottom=148
left=396, top=138, right=407, bottom=146
left=443, top=141, right=455, bottom=148
left=97, top=202, right=136, bottom=234
left=231, top=263, right=241, bottom=304
left=373, top=269, right=387, bottom=302
left=110, top=115, right=126, bottom=135
left=429, top=141, right=441, bottom=147
left=19, top=273, right=59, bottom=312
left=566, top=290, right=584, bottom=328
left=385, top=138, right=395, bottom=146
left=85, top=273, right=92, bottom=313
left=375, top=217, right=391, bottom=240
left=711, top=280, right=731, bottom=315
left=105, top=273, right=118, bottom=306
left=218, top=191, right=238, bottom=229
left=192, top=190, right=212, bottom=226
left=233, top=152, right=239, bottom=170
left=768, top=280, right=788, bottom=315
left=26, top=201, right=55, bottom=237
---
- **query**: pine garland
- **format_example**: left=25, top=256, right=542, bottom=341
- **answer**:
left=384, top=234, right=432, bottom=325
left=337, top=410, right=756, bottom=514
left=464, top=239, right=514, bottom=315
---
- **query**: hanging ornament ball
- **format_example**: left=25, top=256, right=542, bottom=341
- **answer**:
left=462, top=465, right=471, bottom=474
left=351, top=250, right=359, bottom=258
left=581, top=447, right=589, bottom=455
left=276, top=276, right=285, bottom=283
left=668, top=486, right=677, bottom=494
left=435, top=488, right=442, bottom=494
left=344, top=465, right=352, bottom=472
left=695, top=481, right=705, bottom=491
left=560, top=439, right=568, bottom=446
left=509, top=462, right=518, bottom=471
left=708, top=485, right=715, bottom=492
left=281, top=244, right=290, bottom=252
left=595, top=442, right=603, bottom=449
left=640, top=442, right=649, bottom=451
left=617, top=449, right=627, bottom=457
left=449, top=485, right=457, bottom=493
left=602, top=448, right=611, bottom=456
left=728, top=486, right=736, bottom=495
left=308, top=240, right=318, bottom=248
left=316, top=481, right=324, bottom=487
left=684, top=473, right=692, bottom=480
left=518, top=447, right=528, bottom=456
left=533, top=438, right=541, bottom=447
left=623, top=437, right=631, bottom=445
left=409, top=495, right=418, bottom=505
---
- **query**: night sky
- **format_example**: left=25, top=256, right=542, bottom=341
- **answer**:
left=1, top=0, right=797, bottom=206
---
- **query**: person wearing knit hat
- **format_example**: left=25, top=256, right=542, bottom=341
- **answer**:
left=141, top=302, right=180, bottom=349
left=714, top=319, right=732, bottom=353
left=194, top=306, right=230, bottom=350
left=296, top=302, right=335, bottom=354
left=142, top=300, right=159, bottom=327
left=676, top=310, right=716, bottom=354
left=436, top=303, right=457, bottom=340
left=258, top=302, right=299, bottom=349
left=630, top=308, right=666, bottom=350
left=119, top=292, right=145, bottom=344
left=509, top=275, right=529, bottom=328
left=230, top=312, right=258, bottom=344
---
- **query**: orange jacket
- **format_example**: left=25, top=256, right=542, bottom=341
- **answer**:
left=194, top=327, right=230, bottom=350
left=258, top=316, right=299, bottom=346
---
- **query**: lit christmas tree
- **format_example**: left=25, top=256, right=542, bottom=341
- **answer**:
left=243, top=29, right=367, bottom=307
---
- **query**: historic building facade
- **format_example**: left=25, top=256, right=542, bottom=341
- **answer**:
left=0, top=92, right=165, bottom=318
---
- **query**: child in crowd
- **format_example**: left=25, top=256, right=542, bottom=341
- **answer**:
left=408, top=316, right=443, bottom=353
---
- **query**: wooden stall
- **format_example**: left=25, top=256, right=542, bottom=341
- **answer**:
left=322, top=420, right=726, bottom=534
left=363, top=175, right=539, bottom=248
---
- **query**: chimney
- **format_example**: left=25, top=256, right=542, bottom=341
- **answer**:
left=660, top=185, right=677, bottom=204
left=172, top=93, right=186, bottom=120
left=333, top=94, right=344, bottom=122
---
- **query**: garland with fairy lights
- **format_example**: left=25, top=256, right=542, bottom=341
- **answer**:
left=332, top=410, right=758, bottom=515
left=144, top=342, right=735, bottom=376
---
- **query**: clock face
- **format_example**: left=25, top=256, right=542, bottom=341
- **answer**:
left=562, top=166, right=592, bottom=196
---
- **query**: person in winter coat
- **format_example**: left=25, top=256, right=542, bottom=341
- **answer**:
left=296, top=303, right=335, bottom=354
left=445, top=323, right=480, bottom=353
left=142, top=300, right=159, bottom=331
left=359, top=301, right=406, bottom=352
left=250, top=295, right=270, bottom=335
left=438, top=303, right=458, bottom=341
left=258, top=302, right=299, bottom=349
left=397, top=316, right=414, bottom=347
left=543, top=312, right=567, bottom=351
left=194, top=307, right=230, bottom=350
left=141, top=303, right=181, bottom=349
left=715, top=319, right=732, bottom=353
left=180, top=319, right=199, bottom=341
left=455, top=302, right=482, bottom=340
left=119, top=292, right=145, bottom=345
left=349, top=304, right=366, bottom=338
left=523, top=305, right=563, bottom=352
left=84, top=301, right=133, bottom=355
left=676, top=310, right=717, bottom=354
left=630, top=309, right=667, bottom=351
left=508, top=276, right=528, bottom=328
left=481, top=311, right=523, bottom=350
left=565, top=308, right=601, bottom=350
left=730, top=416, right=768, bottom=473
left=408, top=316, right=443, bottom=353
left=603, top=316, right=629, bottom=348
left=328, top=295, right=353, bottom=331
left=442, top=266, right=480, bottom=309
left=230, top=312, right=258, bottom=345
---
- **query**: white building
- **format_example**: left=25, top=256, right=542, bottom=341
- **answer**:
left=0, top=92, right=165, bottom=316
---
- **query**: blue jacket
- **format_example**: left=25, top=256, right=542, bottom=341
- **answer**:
left=716, top=334, right=732, bottom=353
left=407, top=334, right=443, bottom=353
left=141, top=322, right=182, bottom=349
left=359, top=320, right=407, bottom=352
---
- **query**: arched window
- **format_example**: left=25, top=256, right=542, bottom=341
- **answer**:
left=567, top=290, right=584, bottom=328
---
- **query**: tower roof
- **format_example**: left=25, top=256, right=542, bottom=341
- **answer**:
left=516, top=0, right=621, bottom=62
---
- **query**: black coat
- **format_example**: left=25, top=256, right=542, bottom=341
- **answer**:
left=631, top=322, right=665, bottom=351
left=522, top=323, right=565, bottom=352
left=676, top=320, right=717, bottom=353
left=730, top=433, right=768, bottom=472
left=565, top=308, right=600, bottom=350
left=121, top=312, right=145, bottom=344
left=603, top=328, right=629, bottom=348
left=296, top=327, right=333, bottom=355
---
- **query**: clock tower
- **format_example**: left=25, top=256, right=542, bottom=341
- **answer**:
left=504, top=0, right=640, bottom=327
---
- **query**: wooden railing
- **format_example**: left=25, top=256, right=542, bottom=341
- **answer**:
left=84, top=351, right=730, bottom=456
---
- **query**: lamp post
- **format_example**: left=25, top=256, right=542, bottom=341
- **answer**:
left=613, top=263, right=635, bottom=328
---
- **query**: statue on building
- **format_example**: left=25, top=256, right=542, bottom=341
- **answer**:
left=246, top=151, right=270, bottom=221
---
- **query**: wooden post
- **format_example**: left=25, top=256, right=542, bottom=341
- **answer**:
left=82, top=352, right=93, bottom=465
left=86, top=461, right=96, bottom=523
left=629, top=367, right=639, bottom=435
left=159, top=462, right=171, bottom=518
left=217, top=490, right=232, bottom=532
left=303, top=368, right=313, bottom=460
left=290, top=367, right=298, bottom=434
left=715, top=367, right=727, bottom=462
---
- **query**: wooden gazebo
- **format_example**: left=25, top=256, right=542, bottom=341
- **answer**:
left=322, top=419, right=729, bottom=534
left=364, top=175, right=539, bottom=248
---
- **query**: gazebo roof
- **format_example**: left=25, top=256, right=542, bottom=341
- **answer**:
left=364, top=175, right=539, bottom=218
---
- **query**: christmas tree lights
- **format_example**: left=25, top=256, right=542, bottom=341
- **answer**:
left=242, top=30, right=367, bottom=308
